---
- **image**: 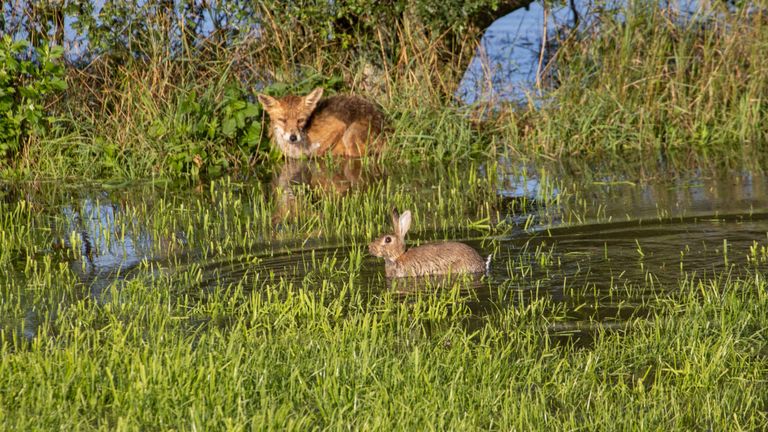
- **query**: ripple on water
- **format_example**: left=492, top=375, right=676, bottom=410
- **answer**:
left=2, top=166, right=768, bottom=347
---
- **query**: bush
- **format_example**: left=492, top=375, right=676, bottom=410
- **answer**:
left=0, top=35, right=67, bottom=160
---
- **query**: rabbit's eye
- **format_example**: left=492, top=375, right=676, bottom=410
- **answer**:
left=384, top=236, right=392, bottom=244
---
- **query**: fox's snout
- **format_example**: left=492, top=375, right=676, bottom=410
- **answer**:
left=274, top=124, right=306, bottom=146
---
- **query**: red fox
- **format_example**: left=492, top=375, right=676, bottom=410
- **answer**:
left=257, top=88, right=386, bottom=158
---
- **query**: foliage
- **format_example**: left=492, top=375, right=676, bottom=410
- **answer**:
left=147, top=83, right=264, bottom=177
left=0, top=35, right=67, bottom=160
left=3, top=0, right=503, bottom=63
left=142, top=72, right=344, bottom=176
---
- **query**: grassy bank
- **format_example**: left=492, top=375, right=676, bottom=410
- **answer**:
left=2, top=1, right=767, bottom=178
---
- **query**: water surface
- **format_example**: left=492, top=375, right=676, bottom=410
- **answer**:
left=2, top=162, right=766, bottom=346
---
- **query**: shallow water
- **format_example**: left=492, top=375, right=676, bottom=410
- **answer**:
left=2, top=162, right=767, bottom=346
left=457, top=0, right=727, bottom=104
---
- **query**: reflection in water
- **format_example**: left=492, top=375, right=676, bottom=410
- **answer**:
left=271, top=158, right=372, bottom=225
left=2, top=164, right=768, bottom=346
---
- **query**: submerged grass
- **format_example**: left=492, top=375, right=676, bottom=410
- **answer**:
left=2, top=164, right=768, bottom=429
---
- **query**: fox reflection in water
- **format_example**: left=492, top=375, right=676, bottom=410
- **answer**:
left=271, top=158, right=379, bottom=225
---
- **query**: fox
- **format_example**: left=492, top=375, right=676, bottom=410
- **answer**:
left=257, top=87, right=386, bottom=158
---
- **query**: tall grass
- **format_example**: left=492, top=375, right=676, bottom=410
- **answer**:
left=6, top=0, right=763, bottom=178
left=510, top=2, right=768, bottom=168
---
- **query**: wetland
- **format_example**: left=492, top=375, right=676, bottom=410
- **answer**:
left=1, top=0, right=768, bottom=429
left=2, top=159, right=768, bottom=429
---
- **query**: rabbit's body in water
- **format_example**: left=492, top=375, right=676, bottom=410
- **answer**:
left=368, top=209, right=489, bottom=278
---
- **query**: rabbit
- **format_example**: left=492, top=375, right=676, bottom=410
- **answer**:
left=368, top=208, right=490, bottom=278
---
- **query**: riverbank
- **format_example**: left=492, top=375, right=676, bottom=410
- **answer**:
left=2, top=3, right=766, bottom=179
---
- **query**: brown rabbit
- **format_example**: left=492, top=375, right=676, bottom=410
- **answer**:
left=368, top=208, right=489, bottom=278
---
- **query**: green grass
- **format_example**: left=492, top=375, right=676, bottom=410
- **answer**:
left=2, top=1, right=768, bottom=429
left=1, top=244, right=767, bottom=430
left=1, top=164, right=768, bottom=430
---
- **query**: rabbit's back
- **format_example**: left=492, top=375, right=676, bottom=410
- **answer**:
left=387, top=242, right=486, bottom=278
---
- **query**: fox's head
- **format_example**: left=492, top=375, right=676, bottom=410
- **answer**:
left=257, top=87, right=324, bottom=158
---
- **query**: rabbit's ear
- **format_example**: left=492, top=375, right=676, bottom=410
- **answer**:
left=391, top=208, right=400, bottom=235
left=398, top=211, right=412, bottom=239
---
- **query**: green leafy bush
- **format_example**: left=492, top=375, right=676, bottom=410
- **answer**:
left=0, top=35, right=67, bottom=160
left=4, top=1, right=506, bottom=64
left=146, top=83, right=263, bottom=177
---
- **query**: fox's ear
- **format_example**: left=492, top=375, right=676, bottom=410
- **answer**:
left=304, top=87, right=324, bottom=108
left=257, top=94, right=278, bottom=111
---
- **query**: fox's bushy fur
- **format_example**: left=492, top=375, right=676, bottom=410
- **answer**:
left=257, top=88, right=386, bottom=158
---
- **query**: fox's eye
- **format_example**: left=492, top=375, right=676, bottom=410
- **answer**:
left=278, top=118, right=286, bottom=123
left=384, top=236, right=392, bottom=244
left=298, top=118, right=306, bottom=124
